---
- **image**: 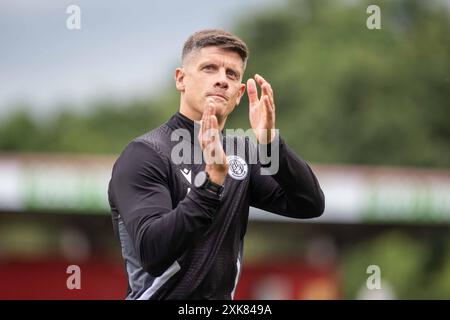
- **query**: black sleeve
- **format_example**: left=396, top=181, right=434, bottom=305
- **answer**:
left=109, top=140, right=221, bottom=277
left=249, top=134, right=325, bottom=219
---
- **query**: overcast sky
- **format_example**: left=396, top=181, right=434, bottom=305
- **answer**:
left=0, top=0, right=279, bottom=118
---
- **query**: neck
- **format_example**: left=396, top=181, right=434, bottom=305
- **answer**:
left=179, top=102, right=227, bottom=131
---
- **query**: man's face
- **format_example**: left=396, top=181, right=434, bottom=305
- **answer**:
left=176, top=46, right=246, bottom=122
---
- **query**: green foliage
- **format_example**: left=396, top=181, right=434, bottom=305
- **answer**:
left=427, top=249, right=450, bottom=299
left=230, top=0, right=450, bottom=167
left=0, top=98, right=172, bottom=154
left=1, top=0, right=449, bottom=167
left=342, top=231, right=450, bottom=299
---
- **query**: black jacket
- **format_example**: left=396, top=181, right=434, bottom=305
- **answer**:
left=108, top=111, right=325, bottom=299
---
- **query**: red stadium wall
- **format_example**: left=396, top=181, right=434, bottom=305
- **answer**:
left=234, top=261, right=340, bottom=300
left=0, top=258, right=127, bottom=300
left=0, top=258, right=339, bottom=300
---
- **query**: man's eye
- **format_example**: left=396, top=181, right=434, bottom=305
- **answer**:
left=203, top=65, right=214, bottom=71
left=227, top=71, right=238, bottom=79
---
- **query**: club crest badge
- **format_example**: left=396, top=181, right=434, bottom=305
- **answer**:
left=227, top=155, right=248, bottom=180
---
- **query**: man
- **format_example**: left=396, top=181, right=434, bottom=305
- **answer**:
left=108, top=29, right=325, bottom=300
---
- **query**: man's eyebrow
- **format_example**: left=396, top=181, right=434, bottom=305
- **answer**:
left=198, top=61, right=218, bottom=68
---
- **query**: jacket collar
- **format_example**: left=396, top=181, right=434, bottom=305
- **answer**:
left=167, top=111, right=224, bottom=146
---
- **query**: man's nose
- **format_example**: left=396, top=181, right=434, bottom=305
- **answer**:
left=214, top=71, right=229, bottom=90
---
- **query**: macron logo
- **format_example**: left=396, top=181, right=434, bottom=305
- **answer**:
left=181, top=168, right=191, bottom=184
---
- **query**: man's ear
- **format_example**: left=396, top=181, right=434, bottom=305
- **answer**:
left=235, top=82, right=246, bottom=105
left=175, top=68, right=185, bottom=92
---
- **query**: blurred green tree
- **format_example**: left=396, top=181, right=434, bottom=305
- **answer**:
left=1, top=0, right=449, bottom=167
left=342, top=231, right=450, bottom=299
left=230, top=0, right=450, bottom=167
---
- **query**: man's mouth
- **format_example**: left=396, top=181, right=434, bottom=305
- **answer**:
left=207, top=93, right=228, bottom=101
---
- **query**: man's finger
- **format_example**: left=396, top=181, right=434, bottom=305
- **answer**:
left=263, top=95, right=274, bottom=117
left=261, top=84, right=273, bottom=105
left=200, top=101, right=212, bottom=149
left=255, top=74, right=269, bottom=87
left=199, top=110, right=205, bottom=147
left=203, top=112, right=209, bottom=148
left=256, top=75, right=275, bottom=109
left=211, top=113, right=218, bottom=130
left=207, top=103, right=214, bottom=131
left=210, top=114, right=219, bottom=144
left=246, top=78, right=259, bottom=106
left=207, top=104, right=215, bottom=145
left=256, top=74, right=272, bottom=93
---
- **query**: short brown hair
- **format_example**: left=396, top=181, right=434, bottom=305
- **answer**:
left=182, top=29, right=249, bottom=65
